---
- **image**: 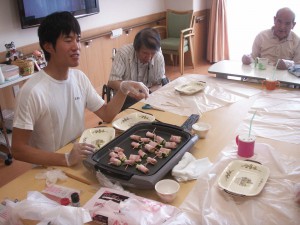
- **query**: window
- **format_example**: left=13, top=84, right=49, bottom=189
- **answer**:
left=227, top=1, right=300, bottom=60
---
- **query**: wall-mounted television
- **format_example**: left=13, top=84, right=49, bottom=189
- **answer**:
left=17, top=0, right=100, bottom=29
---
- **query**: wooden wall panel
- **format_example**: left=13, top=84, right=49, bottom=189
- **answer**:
left=193, top=9, right=209, bottom=65
left=0, top=10, right=209, bottom=110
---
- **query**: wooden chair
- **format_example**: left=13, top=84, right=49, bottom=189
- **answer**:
left=154, top=9, right=195, bottom=75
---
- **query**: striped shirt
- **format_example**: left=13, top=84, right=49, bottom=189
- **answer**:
left=109, top=44, right=165, bottom=87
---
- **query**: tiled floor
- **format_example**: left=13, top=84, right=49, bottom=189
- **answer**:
left=0, top=61, right=212, bottom=187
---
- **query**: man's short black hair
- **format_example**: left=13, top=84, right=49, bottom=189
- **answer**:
left=38, top=11, right=81, bottom=61
left=133, top=28, right=161, bottom=52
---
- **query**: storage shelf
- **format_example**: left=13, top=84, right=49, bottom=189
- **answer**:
left=0, top=74, right=34, bottom=89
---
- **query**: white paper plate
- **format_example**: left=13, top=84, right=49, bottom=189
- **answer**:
left=218, top=160, right=270, bottom=196
left=112, top=112, right=155, bottom=131
left=174, top=81, right=206, bottom=95
left=79, top=127, right=115, bottom=150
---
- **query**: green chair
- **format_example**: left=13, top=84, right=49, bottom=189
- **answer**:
left=154, top=9, right=195, bottom=75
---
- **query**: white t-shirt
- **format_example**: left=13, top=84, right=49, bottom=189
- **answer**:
left=13, top=69, right=104, bottom=152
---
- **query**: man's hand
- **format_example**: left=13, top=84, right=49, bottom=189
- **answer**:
left=276, top=59, right=294, bottom=70
left=66, top=142, right=95, bottom=166
left=242, top=54, right=252, bottom=65
left=120, top=81, right=149, bottom=100
left=276, top=59, right=287, bottom=70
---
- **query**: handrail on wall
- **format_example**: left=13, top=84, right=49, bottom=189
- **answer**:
left=81, top=17, right=166, bottom=46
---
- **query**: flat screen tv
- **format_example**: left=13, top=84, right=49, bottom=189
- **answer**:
left=17, top=0, right=100, bottom=29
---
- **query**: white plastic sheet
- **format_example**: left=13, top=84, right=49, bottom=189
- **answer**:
left=179, top=143, right=300, bottom=225
left=143, top=74, right=261, bottom=116
left=6, top=191, right=91, bottom=225
left=237, top=89, right=300, bottom=144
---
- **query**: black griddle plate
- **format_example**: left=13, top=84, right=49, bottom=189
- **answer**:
left=83, top=122, right=199, bottom=189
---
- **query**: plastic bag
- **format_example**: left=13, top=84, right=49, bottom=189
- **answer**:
left=95, top=171, right=124, bottom=191
left=8, top=191, right=91, bottom=225
left=83, top=187, right=196, bottom=225
left=120, top=198, right=182, bottom=225
left=0, top=200, right=23, bottom=225
left=288, top=64, right=300, bottom=77
left=35, top=169, right=68, bottom=186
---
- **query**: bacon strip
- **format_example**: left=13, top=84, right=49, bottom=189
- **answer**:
left=170, top=135, right=182, bottom=143
left=148, top=140, right=159, bottom=148
left=131, top=141, right=141, bottom=149
left=146, top=157, right=157, bottom=165
left=109, top=157, right=122, bottom=166
left=136, top=164, right=149, bottom=174
left=164, top=141, right=177, bottom=149
left=117, top=151, right=127, bottom=162
left=140, top=137, right=150, bottom=143
left=144, top=144, right=156, bottom=153
left=124, top=159, right=135, bottom=166
left=113, top=147, right=124, bottom=153
left=129, top=154, right=142, bottom=163
left=130, top=134, right=141, bottom=142
left=155, top=135, right=165, bottom=145
left=109, top=151, right=118, bottom=158
left=138, top=149, right=147, bottom=159
left=160, top=148, right=171, bottom=157
left=146, top=131, right=156, bottom=139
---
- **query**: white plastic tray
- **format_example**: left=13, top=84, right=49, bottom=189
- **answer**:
left=112, top=112, right=155, bottom=132
left=79, top=127, right=115, bottom=150
left=218, top=160, right=270, bottom=196
left=174, top=81, right=206, bottom=95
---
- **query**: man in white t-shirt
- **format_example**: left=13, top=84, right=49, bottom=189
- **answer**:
left=11, top=11, right=149, bottom=167
left=242, top=7, right=300, bottom=70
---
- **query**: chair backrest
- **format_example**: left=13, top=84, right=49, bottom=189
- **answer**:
left=166, top=9, right=194, bottom=38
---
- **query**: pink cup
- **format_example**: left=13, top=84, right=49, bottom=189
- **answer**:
left=236, top=134, right=255, bottom=158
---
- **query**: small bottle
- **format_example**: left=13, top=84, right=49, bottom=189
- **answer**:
left=70, top=192, right=80, bottom=207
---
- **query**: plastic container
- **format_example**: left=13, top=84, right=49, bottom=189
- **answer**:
left=192, top=122, right=211, bottom=139
left=0, top=67, right=5, bottom=84
left=0, top=64, right=19, bottom=81
left=155, top=179, right=180, bottom=203
left=12, top=59, right=34, bottom=76
left=71, top=192, right=80, bottom=207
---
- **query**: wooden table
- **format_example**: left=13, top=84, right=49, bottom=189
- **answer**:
left=0, top=167, right=98, bottom=224
left=54, top=77, right=270, bottom=207
left=208, top=60, right=300, bottom=86
left=0, top=74, right=299, bottom=224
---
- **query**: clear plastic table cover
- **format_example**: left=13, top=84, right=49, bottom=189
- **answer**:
left=143, top=74, right=261, bottom=116
left=179, top=142, right=300, bottom=225
left=236, top=89, right=300, bottom=144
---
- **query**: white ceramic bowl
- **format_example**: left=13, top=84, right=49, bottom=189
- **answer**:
left=155, top=179, right=180, bottom=203
left=192, top=122, right=211, bottom=139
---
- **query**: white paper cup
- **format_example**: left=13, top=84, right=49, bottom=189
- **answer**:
left=192, top=122, right=211, bottom=139
left=155, top=179, right=180, bottom=203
